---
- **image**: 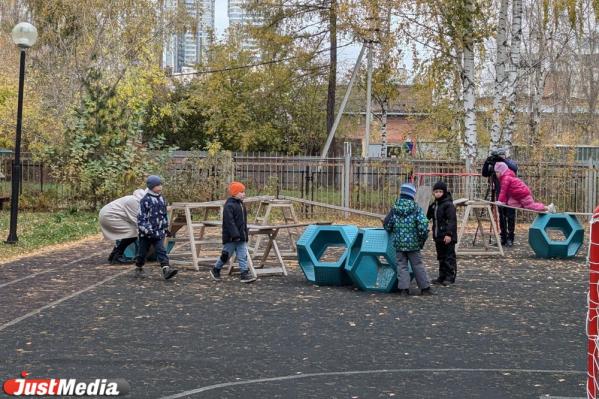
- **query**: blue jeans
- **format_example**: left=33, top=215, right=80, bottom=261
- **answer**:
left=136, top=237, right=169, bottom=267
left=214, top=242, right=248, bottom=272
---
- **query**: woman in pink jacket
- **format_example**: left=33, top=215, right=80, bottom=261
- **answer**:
left=494, top=162, right=556, bottom=213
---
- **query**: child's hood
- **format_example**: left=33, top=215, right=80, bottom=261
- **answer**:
left=500, top=169, right=516, bottom=179
left=393, top=198, right=420, bottom=216
left=133, top=188, right=147, bottom=200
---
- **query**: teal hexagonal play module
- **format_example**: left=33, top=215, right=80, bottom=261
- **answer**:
left=121, top=239, right=176, bottom=261
left=528, top=213, right=584, bottom=258
left=297, top=225, right=359, bottom=286
left=345, top=228, right=412, bottom=293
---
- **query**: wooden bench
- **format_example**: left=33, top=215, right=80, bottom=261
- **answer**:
left=0, top=196, right=9, bottom=210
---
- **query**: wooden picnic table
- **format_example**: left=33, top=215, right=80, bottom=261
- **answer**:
left=166, top=196, right=276, bottom=269
left=200, top=221, right=331, bottom=277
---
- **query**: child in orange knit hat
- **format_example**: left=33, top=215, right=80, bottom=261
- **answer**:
left=210, top=181, right=256, bottom=283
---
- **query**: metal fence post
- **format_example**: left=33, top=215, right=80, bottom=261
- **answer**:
left=587, top=159, right=598, bottom=215
left=343, top=142, right=351, bottom=219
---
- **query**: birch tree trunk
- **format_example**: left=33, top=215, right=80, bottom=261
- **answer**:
left=502, top=0, right=523, bottom=155
left=489, top=0, right=510, bottom=151
left=460, top=0, right=478, bottom=173
left=380, top=98, right=388, bottom=158
left=462, top=39, right=477, bottom=170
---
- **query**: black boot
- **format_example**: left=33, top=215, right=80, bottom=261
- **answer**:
left=210, top=267, right=221, bottom=281
left=162, top=265, right=178, bottom=280
left=398, top=289, right=410, bottom=297
left=432, top=278, right=448, bottom=286
left=420, top=287, right=435, bottom=296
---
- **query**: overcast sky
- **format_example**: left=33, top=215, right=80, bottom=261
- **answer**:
left=214, top=0, right=228, bottom=36
left=212, top=0, right=362, bottom=72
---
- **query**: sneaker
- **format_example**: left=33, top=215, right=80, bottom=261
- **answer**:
left=432, top=278, right=448, bottom=286
left=162, top=265, right=178, bottom=280
left=398, top=289, right=410, bottom=297
left=134, top=267, right=147, bottom=278
left=240, top=271, right=256, bottom=283
left=210, top=267, right=221, bottom=281
left=506, top=239, right=513, bottom=247
left=547, top=203, right=556, bottom=213
left=420, top=287, right=435, bottom=296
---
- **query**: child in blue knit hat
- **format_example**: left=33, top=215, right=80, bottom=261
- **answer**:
left=135, top=175, right=178, bottom=280
left=383, top=183, right=433, bottom=297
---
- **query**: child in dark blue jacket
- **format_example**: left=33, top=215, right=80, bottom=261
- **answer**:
left=210, top=182, right=256, bottom=283
left=135, top=175, right=178, bottom=280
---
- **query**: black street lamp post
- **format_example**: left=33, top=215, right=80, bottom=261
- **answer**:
left=6, top=22, right=37, bottom=244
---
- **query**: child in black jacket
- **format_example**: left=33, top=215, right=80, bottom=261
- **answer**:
left=426, top=181, right=458, bottom=286
left=210, top=181, right=256, bottom=283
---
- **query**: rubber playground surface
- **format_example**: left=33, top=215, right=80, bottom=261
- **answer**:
left=0, top=232, right=588, bottom=398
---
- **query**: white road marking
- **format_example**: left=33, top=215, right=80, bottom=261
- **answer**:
left=0, top=251, right=105, bottom=289
left=0, top=268, right=130, bottom=332
left=159, top=368, right=586, bottom=398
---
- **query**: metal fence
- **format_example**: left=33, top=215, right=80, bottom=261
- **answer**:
left=0, top=156, right=74, bottom=208
left=228, top=153, right=598, bottom=219
left=1, top=152, right=597, bottom=219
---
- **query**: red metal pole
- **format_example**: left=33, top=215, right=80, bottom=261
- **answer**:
left=588, top=205, right=599, bottom=398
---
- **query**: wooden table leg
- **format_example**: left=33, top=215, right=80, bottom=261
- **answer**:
left=185, top=207, right=199, bottom=270
left=246, top=245, right=257, bottom=278
left=455, top=205, right=471, bottom=254
left=272, top=236, right=287, bottom=276
left=258, top=229, right=276, bottom=268
left=488, top=205, right=504, bottom=256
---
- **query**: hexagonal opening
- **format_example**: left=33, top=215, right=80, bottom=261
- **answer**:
left=318, top=245, right=346, bottom=263
left=545, top=228, right=567, bottom=241
left=310, top=230, right=348, bottom=265
left=353, top=253, right=396, bottom=290
left=544, top=217, right=574, bottom=242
